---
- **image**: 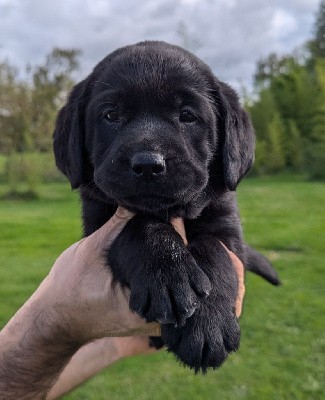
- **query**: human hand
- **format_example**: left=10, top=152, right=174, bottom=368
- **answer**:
left=38, top=206, right=161, bottom=344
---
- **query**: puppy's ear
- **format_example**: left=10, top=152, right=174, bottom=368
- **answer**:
left=216, top=81, right=255, bottom=191
left=53, top=78, right=90, bottom=189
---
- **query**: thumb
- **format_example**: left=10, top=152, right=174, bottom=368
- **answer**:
left=220, top=242, right=245, bottom=318
left=84, top=206, right=135, bottom=251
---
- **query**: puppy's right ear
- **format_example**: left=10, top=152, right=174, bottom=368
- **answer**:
left=216, top=81, right=255, bottom=191
left=53, top=79, right=90, bottom=189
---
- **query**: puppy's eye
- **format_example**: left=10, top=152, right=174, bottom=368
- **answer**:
left=105, top=110, right=119, bottom=122
left=180, top=110, right=197, bottom=123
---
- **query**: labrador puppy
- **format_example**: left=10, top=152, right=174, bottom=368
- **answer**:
left=53, top=41, right=279, bottom=372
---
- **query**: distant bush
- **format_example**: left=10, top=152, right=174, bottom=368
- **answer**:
left=306, top=141, right=325, bottom=180
left=0, top=152, right=66, bottom=198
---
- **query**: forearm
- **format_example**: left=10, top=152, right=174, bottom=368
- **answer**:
left=46, top=338, right=118, bottom=399
left=0, top=287, right=81, bottom=400
left=47, top=336, right=154, bottom=399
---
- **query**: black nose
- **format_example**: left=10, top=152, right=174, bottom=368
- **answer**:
left=131, top=152, right=166, bottom=179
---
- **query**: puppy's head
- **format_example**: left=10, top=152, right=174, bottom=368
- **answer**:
left=54, top=41, right=254, bottom=217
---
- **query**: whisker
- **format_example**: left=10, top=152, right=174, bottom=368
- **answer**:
left=93, top=80, right=111, bottom=88
left=79, top=179, right=95, bottom=193
left=96, top=101, right=115, bottom=108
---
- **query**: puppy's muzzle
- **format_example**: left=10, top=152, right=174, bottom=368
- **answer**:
left=131, top=152, right=166, bottom=180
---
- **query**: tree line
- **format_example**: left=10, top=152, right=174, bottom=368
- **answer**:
left=0, top=48, right=81, bottom=196
left=0, top=1, right=324, bottom=187
left=0, top=48, right=80, bottom=154
left=246, top=0, right=325, bottom=179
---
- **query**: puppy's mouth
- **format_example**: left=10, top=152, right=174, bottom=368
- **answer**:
left=97, top=180, right=197, bottom=213
left=94, top=167, right=207, bottom=214
left=119, top=193, right=182, bottom=212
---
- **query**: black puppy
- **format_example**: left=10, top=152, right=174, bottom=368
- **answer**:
left=54, top=41, right=279, bottom=372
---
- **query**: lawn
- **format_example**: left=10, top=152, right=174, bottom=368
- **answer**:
left=0, top=176, right=324, bottom=399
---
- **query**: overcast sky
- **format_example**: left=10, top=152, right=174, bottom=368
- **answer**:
left=0, top=0, right=321, bottom=89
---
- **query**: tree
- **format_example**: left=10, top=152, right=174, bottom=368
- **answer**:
left=254, top=53, right=295, bottom=87
left=29, top=48, right=81, bottom=151
left=264, top=113, right=286, bottom=173
left=269, top=60, right=317, bottom=142
left=0, top=62, right=31, bottom=153
left=309, top=0, right=325, bottom=59
left=246, top=89, right=279, bottom=175
left=306, top=58, right=325, bottom=179
left=249, top=15, right=324, bottom=179
left=0, top=48, right=81, bottom=198
left=0, top=48, right=81, bottom=154
left=285, top=119, right=304, bottom=171
left=247, top=89, right=278, bottom=141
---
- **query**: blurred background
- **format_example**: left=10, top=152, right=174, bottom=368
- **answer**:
left=0, top=0, right=324, bottom=399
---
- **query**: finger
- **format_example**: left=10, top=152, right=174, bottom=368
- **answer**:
left=170, top=217, right=188, bottom=245
left=112, top=336, right=158, bottom=358
left=47, top=337, right=156, bottom=399
left=84, top=206, right=135, bottom=250
left=220, top=242, right=245, bottom=318
left=114, top=206, right=135, bottom=220
left=111, top=318, right=161, bottom=337
left=228, top=250, right=245, bottom=318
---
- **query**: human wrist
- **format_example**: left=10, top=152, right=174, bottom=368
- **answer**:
left=0, top=293, right=81, bottom=399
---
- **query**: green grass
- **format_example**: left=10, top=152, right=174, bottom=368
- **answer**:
left=0, top=177, right=324, bottom=400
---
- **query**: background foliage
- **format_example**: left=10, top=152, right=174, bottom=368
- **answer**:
left=246, top=1, right=325, bottom=179
left=0, top=2, right=324, bottom=196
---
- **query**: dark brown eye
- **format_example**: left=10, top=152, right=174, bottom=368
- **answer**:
left=105, top=110, right=119, bottom=122
left=180, top=110, right=197, bottom=123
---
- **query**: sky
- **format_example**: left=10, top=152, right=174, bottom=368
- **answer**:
left=0, top=0, right=321, bottom=90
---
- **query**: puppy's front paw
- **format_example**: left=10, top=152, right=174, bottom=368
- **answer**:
left=107, top=215, right=212, bottom=326
left=161, top=301, right=240, bottom=372
left=129, top=251, right=212, bottom=326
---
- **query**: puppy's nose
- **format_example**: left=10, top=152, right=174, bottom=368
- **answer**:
left=131, top=152, right=166, bottom=179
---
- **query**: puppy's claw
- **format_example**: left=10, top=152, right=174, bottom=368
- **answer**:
left=187, top=263, right=212, bottom=298
left=162, top=303, right=240, bottom=372
left=129, top=290, right=150, bottom=318
left=175, top=305, right=196, bottom=327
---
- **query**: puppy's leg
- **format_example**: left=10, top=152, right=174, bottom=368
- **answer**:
left=80, top=190, right=118, bottom=236
left=161, top=237, right=240, bottom=372
left=107, top=214, right=212, bottom=326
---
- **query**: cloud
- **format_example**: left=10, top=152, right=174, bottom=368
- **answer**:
left=270, top=9, right=297, bottom=39
left=0, top=0, right=321, bottom=89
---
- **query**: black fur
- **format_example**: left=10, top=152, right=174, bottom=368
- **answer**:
left=53, top=41, right=279, bottom=372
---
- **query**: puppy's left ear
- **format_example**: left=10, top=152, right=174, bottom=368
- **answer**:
left=216, top=81, right=255, bottom=191
left=53, top=78, right=91, bottom=189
